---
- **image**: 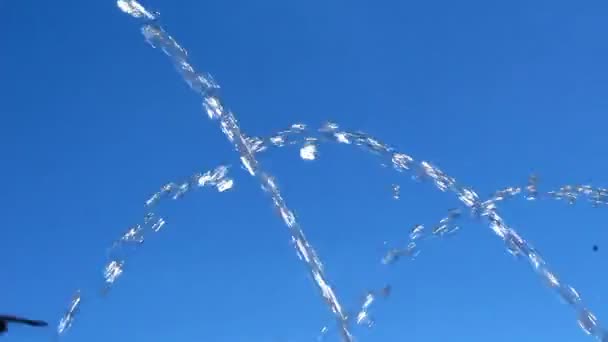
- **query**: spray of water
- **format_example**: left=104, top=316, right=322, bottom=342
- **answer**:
left=57, top=165, right=234, bottom=335
left=57, top=121, right=608, bottom=340
left=55, top=1, right=607, bottom=340
left=57, top=116, right=608, bottom=340
left=223, top=121, right=608, bottom=339
left=243, top=122, right=608, bottom=339
left=113, top=2, right=355, bottom=341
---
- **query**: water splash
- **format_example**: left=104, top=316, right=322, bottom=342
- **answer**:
left=118, top=3, right=353, bottom=341
left=236, top=122, right=607, bottom=340
left=57, top=165, right=233, bottom=336
left=59, top=109, right=607, bottom=340
left=54, top=1, right=607, bottom=340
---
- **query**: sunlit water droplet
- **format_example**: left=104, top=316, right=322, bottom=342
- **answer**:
left=356, top=292, right=375, bottom=327
left=526, top=174, right=538, bottom=200
left=104, top=260, right=124, bottom=286
left=578, top=309, right=599, bottom=336
left=116, top=0, right=157, bottom=19
left=300, top=144, right=318, bottom=160
left=392, top=184, right=400, bottom=199
left=57, top=291, right=82, bottom=335
left=410, top=224, right=424, bottom=240
left=216, top=178, right=234, bottom=192
left=558, top=285, right=581, bottom=306
left=151, top=218, right=166, bottom=232
left=120, top=224, right=144, bottom=244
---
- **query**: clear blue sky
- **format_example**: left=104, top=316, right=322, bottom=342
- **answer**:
left=1, top=0, right=608, bottom=341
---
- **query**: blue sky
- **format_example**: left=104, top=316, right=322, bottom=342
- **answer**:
left=1, top=0, right=608, bottom=341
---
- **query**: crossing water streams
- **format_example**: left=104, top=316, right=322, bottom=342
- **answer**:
left=55, top=1, right=607, bottom=341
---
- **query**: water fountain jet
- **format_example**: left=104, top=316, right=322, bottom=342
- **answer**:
left=55, top=2, right=607, bottom=341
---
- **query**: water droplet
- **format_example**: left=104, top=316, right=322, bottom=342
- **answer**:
left=57, top=291, right=82, bottom=335
left=526, top=174, right=538, bottom=200
left=240, top=157, right=255, bottom=175
left=120, top=224, right=144, bottom=244
left=539, top=269, right=560, bottom=288
left=270, top=135, right=285, bottom=146
left=151, top=218, right=166, bottom=232
left=335, top=132, right=351, bottom=144
left=116, top=0, right=157, bottom=19
left=382, top=249, right=402, bottom=265
left=145, top=192, right=161, bottom=207
left=203, top=96, right=223, bottom=119
left=143, top=212, right=155, bottom=224
left=410, top=224, right=424, bottom=240
left=103, top=260, right=124, bottom=286
left=216, top=178, right=234, bottom=192
left=578, top=309, right=599, bottom=335
left=246, top=136, right=267, bottom=153
left=172, top=182, right=190, bottom=199
left=558, top=285, right=581, bottom=306
left=317, top=326, right=329, bottom=341
left=391, top=153, right=413, bottom=171
left=291, top=123, right=306, bottom=131
left=392, top=184, right=400, bottom=199
left=356, top=293, right=375, bottom=327
left=300, top=144, right=318, bottom=160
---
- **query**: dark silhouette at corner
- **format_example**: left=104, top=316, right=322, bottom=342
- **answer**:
left=0, top=315, right=48, bottom=335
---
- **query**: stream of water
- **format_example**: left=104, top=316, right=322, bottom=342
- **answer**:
left=55, top=1, right=607, bottom=341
